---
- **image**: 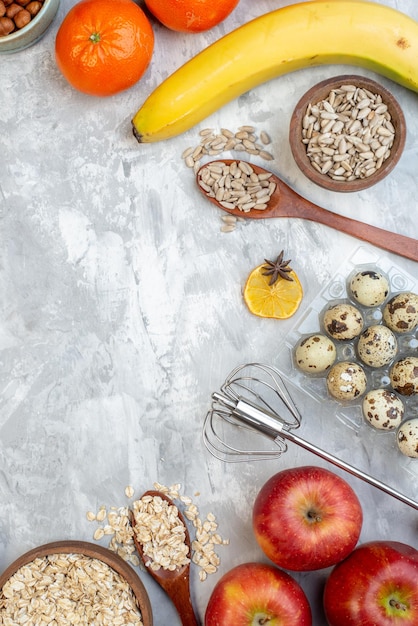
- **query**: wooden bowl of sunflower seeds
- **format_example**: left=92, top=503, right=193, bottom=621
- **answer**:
left=0, top=540, right=153, bottom=625
left=289, top=75, right=406, bottom=192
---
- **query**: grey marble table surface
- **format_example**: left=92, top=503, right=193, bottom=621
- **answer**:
left=1, top=0, right=417, bottom=623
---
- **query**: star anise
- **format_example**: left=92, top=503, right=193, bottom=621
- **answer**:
left=262, top=250, right=294, bottom=285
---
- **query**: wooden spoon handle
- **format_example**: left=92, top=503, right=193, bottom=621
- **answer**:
left=277, top=183, right=418, bottom=262
left=170, top=579, right=200, bottom=626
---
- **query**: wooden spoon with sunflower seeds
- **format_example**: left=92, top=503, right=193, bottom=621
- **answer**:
left=196, top=160, right=418, bottom=263
left=130, top=490, right=200, bottom=626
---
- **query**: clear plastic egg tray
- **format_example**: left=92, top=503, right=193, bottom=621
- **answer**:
left=274, top=246, right=418, bottom=480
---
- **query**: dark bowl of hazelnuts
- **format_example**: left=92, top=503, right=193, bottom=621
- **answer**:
left=0, top=0, right=59, bottom=53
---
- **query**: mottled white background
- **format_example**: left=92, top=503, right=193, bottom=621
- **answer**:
left=1, top=0, right=417, bottom=623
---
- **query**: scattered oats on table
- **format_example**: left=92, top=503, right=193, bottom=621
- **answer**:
left=87, top=482, right=229, bottom=581
left=88, top=502, right=138, bottom=567
left=96, top=505, right=107, bottom=522
left=125, top=485, right=135, bottom=499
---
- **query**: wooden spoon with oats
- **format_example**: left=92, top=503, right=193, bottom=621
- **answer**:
left=196, top=160, right=418, bottom=263
left=130, top=490, right=200, bottom=626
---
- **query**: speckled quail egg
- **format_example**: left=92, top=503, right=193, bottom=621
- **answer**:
left=326, top=361, right=367, bottom=401
left=390, top=356, right=418, bottom=396
left=382, top=291, right=418, bottom=333
left=295, top=334, right=337, bottom=374
left=349, top=269, right=389, bottom=307
left=362, top=388, right=404, bottom=431
left=396, top=418, right=418, bottom=458
left=323, top=303, right=364, bottom=341
left=357, top=324, right=398, bottom=368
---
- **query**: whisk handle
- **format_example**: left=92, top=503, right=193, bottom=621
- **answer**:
left=210, top=391, right=417, bottom=510
left=231, top=395, right=288, bottom=438
left=282, top=430, right=418, bottom=511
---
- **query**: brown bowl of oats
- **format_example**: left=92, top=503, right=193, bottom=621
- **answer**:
left=289, top=75, right=406, bottom=192
left=0, top=540, right=153, bottom=625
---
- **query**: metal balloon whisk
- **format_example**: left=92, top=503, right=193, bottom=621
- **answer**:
left=203, top=363, right=418, bottom=511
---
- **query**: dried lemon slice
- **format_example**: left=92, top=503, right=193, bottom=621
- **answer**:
left=243, top=264, right=303, bottom=319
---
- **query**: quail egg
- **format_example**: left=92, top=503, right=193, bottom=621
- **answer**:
left=382, top=291, right=418, bottom=333
left=326, top=361, right=367, bottom=401
left=396, top=418, right=418, bottom=458
left=390, top=356, right=418, bottom=396
left=362, top=388, right=404, bottom=431
left=357, top=324, right=398, bottom=368
left=349, top=269, right=389, bottom=307
left=295, top=334, right=337, bottom=374
left=323, top=303, right=364, bottom=341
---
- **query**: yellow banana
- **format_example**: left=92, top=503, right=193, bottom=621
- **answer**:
left=132, top=0, right=418, bottom=143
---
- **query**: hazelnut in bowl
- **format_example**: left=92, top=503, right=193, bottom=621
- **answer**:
left=0, top=0, right=59, bottom=54
left=289, top=75, right=406, bottom=192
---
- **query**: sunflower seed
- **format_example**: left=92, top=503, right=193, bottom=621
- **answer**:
left=221, top=215, right=237, bottom=223
left=181, top=126, right=275, bottom=169
left=182, top=146, right=194, bottom=159
left=220, top=223, right=236, bottom=232
left=219, top=200, right=237, bottom=209
left=239, top=125, right=256, bottom=133
left=258, top=150, right=274, bottom=161
left=197, top=161, right=275, bottom=213
left=192, top=145, right=203, bottom=159
left=260, top=130, right=271, bottom=145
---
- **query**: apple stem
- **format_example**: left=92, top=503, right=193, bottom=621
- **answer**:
left=389, top=598, right=407, bottom=612
left=307, top=510, right=322, bottom=523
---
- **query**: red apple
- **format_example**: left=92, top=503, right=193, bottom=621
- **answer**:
left=204, top=562, right=312, bottom=626
left=324, top=540, right=418, bottom=626
left=252, top=465, right=363, bottom=571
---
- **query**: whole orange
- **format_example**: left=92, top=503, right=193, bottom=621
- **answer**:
left=55, top=0, right=154, bottom=97
left=144, top=0, right=240, bottom=33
